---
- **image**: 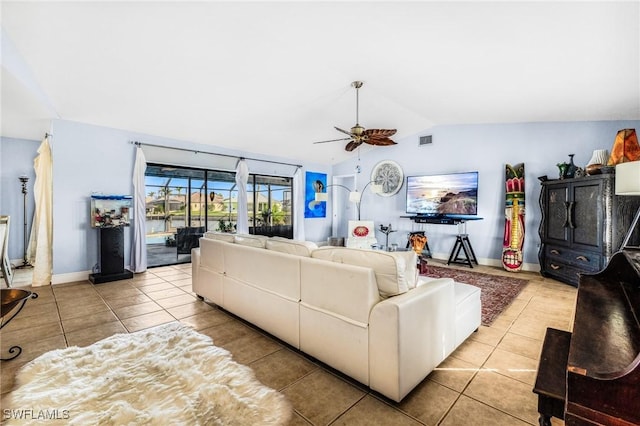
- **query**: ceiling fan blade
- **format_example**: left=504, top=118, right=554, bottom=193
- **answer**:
left=334, top=127, right=354, bottom=136
left=366, top=137, right=397, bottom=146
left=364, top=128, right=397, bottom=138
left=313, top=137, right=352, bottom=144
left=345, top=140, right=363, bottom=152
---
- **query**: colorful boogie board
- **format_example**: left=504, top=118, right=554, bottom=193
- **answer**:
left=502, top=163, right=525, bottom=271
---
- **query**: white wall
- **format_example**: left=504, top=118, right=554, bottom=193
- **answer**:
left=331, top=120, right=640, bottom=270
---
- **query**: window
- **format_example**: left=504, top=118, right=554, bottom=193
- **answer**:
left=144, top=164, right=293, bottom=266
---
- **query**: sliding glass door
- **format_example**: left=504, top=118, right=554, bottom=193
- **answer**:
left=144, top=164, right=292, bottom=267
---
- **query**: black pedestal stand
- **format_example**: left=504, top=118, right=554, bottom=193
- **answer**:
left=89, top=227, right=133, bottom=284
left=447, top=234, right=478, bottom=268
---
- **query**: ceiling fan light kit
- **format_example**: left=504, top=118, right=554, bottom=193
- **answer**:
left=314, top=81, right=398, bottom=152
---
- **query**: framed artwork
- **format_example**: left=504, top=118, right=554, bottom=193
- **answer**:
left=304, top=171, right=327, bottom=218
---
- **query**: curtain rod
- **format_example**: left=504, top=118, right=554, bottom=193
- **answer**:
left=131, top=141, right=302, bottom=169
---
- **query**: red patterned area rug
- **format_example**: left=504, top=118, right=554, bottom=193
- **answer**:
left=423, top=265, right=529, bottom=326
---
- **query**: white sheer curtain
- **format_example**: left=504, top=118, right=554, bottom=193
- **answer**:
left=293, top=167, right=305, bottom=241
left=235, top=159, right=249, bottom=234
left=130, top=147, right=147, bottom=272
left=28, top=135, right=53, bottom=287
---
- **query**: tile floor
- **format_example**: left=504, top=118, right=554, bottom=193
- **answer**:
left=0, top=260, right=576, bottom=425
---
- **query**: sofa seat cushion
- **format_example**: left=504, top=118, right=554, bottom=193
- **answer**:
left=311, top=247, right=411, bottom=297
left=266, top=238, right=318, bottom=257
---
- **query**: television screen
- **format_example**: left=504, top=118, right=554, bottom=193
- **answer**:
left=406, top=171, right=478, bottom=216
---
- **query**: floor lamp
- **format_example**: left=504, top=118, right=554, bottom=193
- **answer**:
left=615, top=160, right=640, bottom=249
left=16, top=176, right=33, bottom=269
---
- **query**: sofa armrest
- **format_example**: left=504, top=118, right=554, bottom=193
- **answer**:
left=368, top=278, right=456, bottom=402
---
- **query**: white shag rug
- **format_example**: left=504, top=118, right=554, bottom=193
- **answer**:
left=6, top=322, right=292, bottom=425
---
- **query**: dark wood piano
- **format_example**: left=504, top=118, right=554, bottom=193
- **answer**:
left=533, top=248, right=640, bottom=426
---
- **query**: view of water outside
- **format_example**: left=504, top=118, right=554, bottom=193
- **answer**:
left=144, top=174, right=291, bottom=247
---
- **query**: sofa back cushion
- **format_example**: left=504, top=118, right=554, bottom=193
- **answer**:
left=266, top=238, right=318, bottom=257
left=203, top=231, right=236, bottom=243
left=311, top=247, right=411, bottom=297
left=233, top=234, right=268, bottom=248
left=198, top=237, right=226, bottom=272
left=223, top=242, right=301, bottom=301
left=388, top=250, right=419, bottom=289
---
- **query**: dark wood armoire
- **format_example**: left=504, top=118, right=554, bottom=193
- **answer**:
left=538, top=174, right=640, bottom=286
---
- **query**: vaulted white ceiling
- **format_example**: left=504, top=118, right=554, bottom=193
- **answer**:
left=2, top=1, right=639, bottom=165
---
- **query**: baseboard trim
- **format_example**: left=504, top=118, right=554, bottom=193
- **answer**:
left=430, top=253, right=540, bottom=273
left=52, top=270, right=91, bottom=285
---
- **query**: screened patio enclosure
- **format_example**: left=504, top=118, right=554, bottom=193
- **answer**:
left=145, top=164, right=293, bottom=267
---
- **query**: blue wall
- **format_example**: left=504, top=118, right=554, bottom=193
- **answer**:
left=49, top=119, right=330, bottom=278
left=3, top=119, right=639, bottom=279
left=0, top=137, right=41, bottom=261
left=333, top=120, right=640, bottom=269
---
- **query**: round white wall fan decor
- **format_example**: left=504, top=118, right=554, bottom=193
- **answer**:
left=371, top=160, right=404, bottom=197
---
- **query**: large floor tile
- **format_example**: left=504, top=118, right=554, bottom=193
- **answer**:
left=449, top=339, right=495, bottom=367
left=221, top=332, right=282, bottom=365
left=144, top=287, right=188, bottom=300
left=136, top=281, right=177, bottom=293
left=61, top=310, right=119, bottom=333
left=482, top=348, right=538, bottom=386
left=166, top=300, right=214, bottom=319
left=333, top=395, right=422, bottom=426
left=468, top=325, right=507, bottom=347
left=428, top=356, right=479, bottom=392
left=105, top=293, right=154, bottom=309
left=1, top=322, right=64, bottom=346
left=57, top=299, right=111, bottom=320
left=250, top=348, right=318, bottom=391
left=197, top=320, right=256, bottom=346
left=111, top=301, right=163, bottom=319
left=396, top=379, right=460, bottom=425
left=65, top=321, right=127, bottom=347
left=440, top=394, right=530, bottom=426
left=154, top=293, right=197, bottom=309
left=282, top=370, right=366, bottom=426
left=178, top=309, right=232, bottom=330
left=120, top=311, right=176, bottom=332
left=497, top=332, right=543, bottom=361
left=463, top=370, right=539, bottom=424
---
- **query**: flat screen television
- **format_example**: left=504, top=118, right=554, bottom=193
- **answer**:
left=406, top=171, right=479, bottom=216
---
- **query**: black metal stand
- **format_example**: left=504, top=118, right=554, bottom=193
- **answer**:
left=447, top=234, right=478, bottom=268
left=15, top=176, right=32, bottom=269
left=1, top=290, right=38, bottom=361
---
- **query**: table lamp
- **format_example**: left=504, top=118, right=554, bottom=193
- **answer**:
left=615, top=160, right=640, bottom=249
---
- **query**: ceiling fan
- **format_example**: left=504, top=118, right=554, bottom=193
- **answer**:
left=313, top=81, right=397, bottom=152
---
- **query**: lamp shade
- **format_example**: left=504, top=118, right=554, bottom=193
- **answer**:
left=370, top=183, right=383, bottom=194
left=315, top=192, right=329, bottom=202
left=608, top=129, right=640, bottom=165
left=615, top=161, right=640, bottom=195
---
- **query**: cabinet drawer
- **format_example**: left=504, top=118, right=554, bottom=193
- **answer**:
left=544, top=246, right=602, bottom=271
left=543, top=259, right=582, bottom=287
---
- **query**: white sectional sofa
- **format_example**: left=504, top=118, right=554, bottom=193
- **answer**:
left=192, top=232, right=481, bottom=402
